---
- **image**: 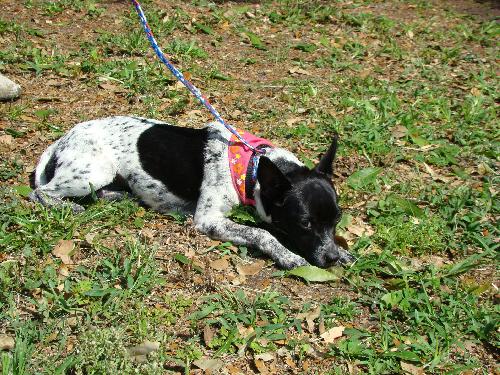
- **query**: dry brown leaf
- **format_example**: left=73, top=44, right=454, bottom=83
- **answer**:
left=0, top=134, right=13, bottom=145
left=401, top=361, right=425, bottom=375
left=141, top=228, right=154, bottom=240
left=52, top=240, right=75, bottom=264
left=254, top=359, right=269, bottom=374
left=193, top=358, right=224, bottom=372
left=285, top=355, right=296, bottom=369
left=226, top=364, right=243, bottom=375
left=296, top=306, right=321, bottom=333
left=84, top=232, right=96, bottom=244
left=184, top=248, right=195, bottom=259
left=289, top=67, right=311, bottom=76
left=46, top=331, right=58, bottom=343
left=286, top=117, right=302, bottom=126
left=237, top=324, right=254, bottom=337
left=302, top=360, right=311, bottom=371
left=0, top=334, right=15, bottom=351
left=98, top=82, right=126, bottom=93
left=66, top=315, right=78, bottom=327
left=19, top=115, right=38, bottom=123
left=320, top=326, right=345, bottom=343
left=359, top=69, right=371, bottom=79
left=470, top=87, right=481, bottom=96
left=347, top=218, right=374, bottom=237
left=391, top=125, right=408, bottom=139
left=348, top=362, right=360, bottom=374
left=158, top=100, right=172, bottom=112
left=319, top=316, right=326, bottom=335
left=255, top=352, right=275, bottom=362
left=203, top=324, right=214, bottom=346
left=210, top=257, right=230, bottom=271
left=236, top=259, right=265, bottom=276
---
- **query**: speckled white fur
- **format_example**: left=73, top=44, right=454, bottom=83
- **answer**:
left=31, top=116, right=309, bottom=269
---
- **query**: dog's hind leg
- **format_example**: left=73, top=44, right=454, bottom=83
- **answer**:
left=30, top=154, right=117, bottom=213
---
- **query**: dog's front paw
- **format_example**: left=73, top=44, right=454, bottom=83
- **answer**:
left=277, top=254, right=309, bottom=270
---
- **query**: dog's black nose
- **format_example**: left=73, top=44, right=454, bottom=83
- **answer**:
left=324, top=248, right=356, bottom=266
left=336, top=251, right=356, bottom=265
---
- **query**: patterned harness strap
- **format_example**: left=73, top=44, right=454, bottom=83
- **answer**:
left=130, top=0, right=266, bottom=180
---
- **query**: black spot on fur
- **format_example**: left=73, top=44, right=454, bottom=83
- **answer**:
left=29, top=171, right=36, bottom=188
left=42, top=153, right=58, bottom=185
left=137, top=124, right=208, bottom=202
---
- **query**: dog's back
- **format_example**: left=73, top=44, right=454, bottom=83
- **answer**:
left=31, top=116, right=209, bottom=213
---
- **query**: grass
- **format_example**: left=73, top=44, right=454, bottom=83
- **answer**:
left=0, top=0, right=498, bottom=373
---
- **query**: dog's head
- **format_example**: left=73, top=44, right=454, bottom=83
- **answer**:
left=256, top=135, right=355, bottom=268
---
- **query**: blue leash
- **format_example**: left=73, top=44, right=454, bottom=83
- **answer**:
left=130, top=0, right=266, bottom=179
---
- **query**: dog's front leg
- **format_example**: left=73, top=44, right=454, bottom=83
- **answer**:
left=194, top=215, right=308, bottom=270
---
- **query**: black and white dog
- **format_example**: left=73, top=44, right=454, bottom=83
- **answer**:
left=30, top=116, right=354, bottom=269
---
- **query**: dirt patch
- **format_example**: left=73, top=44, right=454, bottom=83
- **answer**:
left=451, top=0, right=500, bottom=16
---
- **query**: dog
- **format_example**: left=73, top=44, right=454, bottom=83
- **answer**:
left=29, top=116, right=355, bottom=269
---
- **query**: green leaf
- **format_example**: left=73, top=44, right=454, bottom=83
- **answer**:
left=4, top=128, right=25, bottom=138
left=287, top=266, right=340, bottom=282
left=243, top=31, right=267, bottom=50
left=347, top=167, right=382, bottom=190
left=386, top=195, right=424, bottom=218
left=174, top=253, right=190, bottom=265
left=133, top=217, right=144, bottom=228
left=210, top=70, right=232, bottom=81
left=301, top=156, right=315, bottom=170
left=337, top=213, right=352, bottom=230
left=384, top=350, right=420, bottom=362
left=34, top=108, right=56, bottom=120
left=84, top=288, right=119, bottom=297
left=166, top=211, right=187, bottom=224
left=294, top=43, right=317, bottom=53
left=193, top=22, right=214, bottom=35
left=13, top=185, right=32, bottom=197
left=89, top=182, right=98, bottom=202
left=409, top=133, right=429, bottom=147
left=442, top=252, right=489, bottom=278
left=187, top=304, right=218, bottom=321
left=381, top=290, right=403, bottom=308
left=227, top=205, right=261, bottom=225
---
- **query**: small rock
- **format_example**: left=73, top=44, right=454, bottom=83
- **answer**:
left=127, top=340, right=160, bottom=362
left=0, top=74, right=21, bottom=101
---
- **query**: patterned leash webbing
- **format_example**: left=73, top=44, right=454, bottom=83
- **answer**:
left=130, top=0, right=265, bottom=178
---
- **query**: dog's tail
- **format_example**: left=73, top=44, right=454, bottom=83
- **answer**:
left=31, top=142, right=58, bottom=188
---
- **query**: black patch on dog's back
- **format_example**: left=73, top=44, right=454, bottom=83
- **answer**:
left=137, top=124, right=208, bottom=201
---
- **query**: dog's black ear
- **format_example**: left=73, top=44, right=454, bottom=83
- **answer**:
left=257, top=156, right=291, bottom=203
left=315, top=133, right=338, bottom=177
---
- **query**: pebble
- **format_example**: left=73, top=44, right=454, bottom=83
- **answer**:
left=0, top=73, right=21, bottom=101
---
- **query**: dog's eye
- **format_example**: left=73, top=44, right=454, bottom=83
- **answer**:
left=300, top=220, right=312, bottom=230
